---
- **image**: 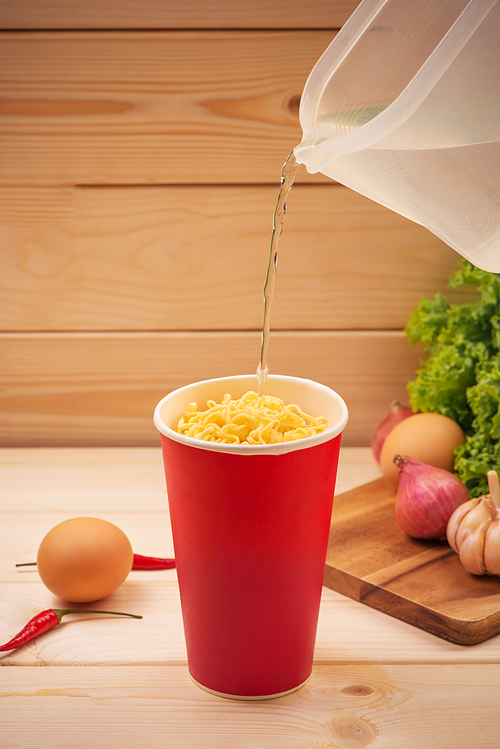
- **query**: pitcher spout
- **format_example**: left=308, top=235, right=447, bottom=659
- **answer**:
left=293, top=137, right=343, bottom=175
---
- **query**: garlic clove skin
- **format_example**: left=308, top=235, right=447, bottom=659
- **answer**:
left=458, top=527, right=487, bottom=575
left=446, top=497, right=481, bottom=553
left=446, top=470, right=500, bottom=576
left=454, top=498, right=493, bottom=552
left=484, top=518, right=500, bottom=575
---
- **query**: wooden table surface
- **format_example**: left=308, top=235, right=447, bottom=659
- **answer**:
left=1, top=446, right=500, bottom=748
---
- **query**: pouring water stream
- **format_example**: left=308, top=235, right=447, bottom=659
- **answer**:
left=257, top=151, right=300, bottom=397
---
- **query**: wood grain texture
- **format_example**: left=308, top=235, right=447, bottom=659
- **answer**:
left=0, top=30, right=334, bottom=185
left=2, top=446, right=500, bottom=747
left=2, top=664, right=500, bottom=748
left=0, top=0, right=359, bottom=29
left=0, top=21, right=469, bottom=454
left=325, top=478, right=500, bottom=644
left=2, top=447, right=500, bottom=667
left=0, top=446, right=381, bottom=513
left=0, top=183, right=471, bottom=333
left=8, top=554, right=500, bottom=665
left=0, top=331, right=422, bottom=447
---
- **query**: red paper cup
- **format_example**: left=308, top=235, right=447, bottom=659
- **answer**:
left=154, top=374, right=348, bottom=700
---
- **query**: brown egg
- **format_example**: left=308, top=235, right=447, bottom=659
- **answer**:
left=380, top=412, right=465, bottom=487
left=37, top=517, right=134, bottom=602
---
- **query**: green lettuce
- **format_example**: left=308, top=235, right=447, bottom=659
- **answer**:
left=405, top=259, right=500, bottom=497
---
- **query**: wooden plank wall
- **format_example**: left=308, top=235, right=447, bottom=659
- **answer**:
left=0, top=1, right=471, bottom=447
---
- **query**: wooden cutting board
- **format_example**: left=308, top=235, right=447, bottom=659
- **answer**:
left=324, top=477, right=500, bottom=645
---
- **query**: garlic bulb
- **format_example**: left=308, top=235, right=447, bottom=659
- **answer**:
left=446, top=470, right=500, bottom=575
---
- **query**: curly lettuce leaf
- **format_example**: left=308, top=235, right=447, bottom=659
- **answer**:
left=454, top=434, right=498, bottom=497
left=405, top=292, right=450, bottom=350
left=448, top=261, right=500, bottom=308
left=467, top=355, right=500, bottom=438
left=405, top=259, right=500, bottom=497
left=406, top=339, right=486, bottom=429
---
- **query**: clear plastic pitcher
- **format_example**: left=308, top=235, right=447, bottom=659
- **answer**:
left=294, top=0, right=500, bottom=272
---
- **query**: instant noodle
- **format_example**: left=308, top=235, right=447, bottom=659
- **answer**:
left=176, top=390, right=328, bottom=445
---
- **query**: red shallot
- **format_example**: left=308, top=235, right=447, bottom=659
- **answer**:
left=371, top=401, right=413, bottom=463
left=393, top=455, right=469, bottom=540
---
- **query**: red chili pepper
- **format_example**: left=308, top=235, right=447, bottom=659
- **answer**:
left=16, top=554, right=176, bottom=571
left=0, top=608, right=142, bottom=652
left=132, top=554, right=176, bottom=570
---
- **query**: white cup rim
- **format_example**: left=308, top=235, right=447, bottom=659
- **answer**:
left=154, top=374, right=348, bottom=456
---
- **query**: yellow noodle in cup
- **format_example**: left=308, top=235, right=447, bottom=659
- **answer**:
left=176, top=390, right=328, bottom=445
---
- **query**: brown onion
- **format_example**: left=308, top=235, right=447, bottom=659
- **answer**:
left=394, top=455, right=469, bottom=540
left=371, top=400, right=413, bottom=463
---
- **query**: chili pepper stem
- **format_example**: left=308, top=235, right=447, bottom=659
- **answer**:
left=54, top=609, right=143, bottom=621
left=16, top=555, right=176, bottom=570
